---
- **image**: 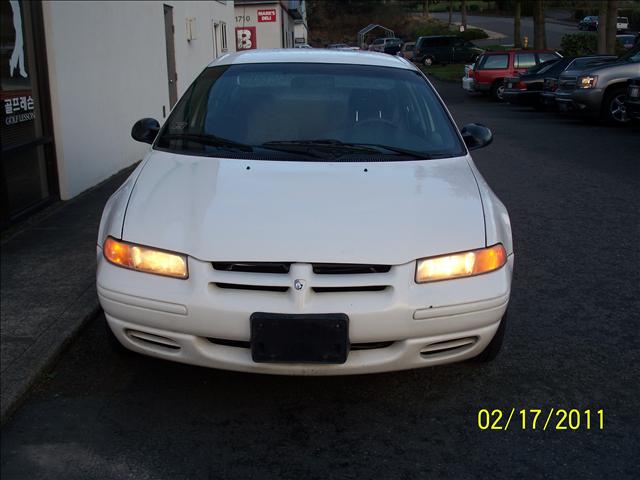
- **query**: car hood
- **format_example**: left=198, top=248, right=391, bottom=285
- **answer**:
left=579, top=60, right=639, bottom=75
left=122, top=150, right=486, bottom=265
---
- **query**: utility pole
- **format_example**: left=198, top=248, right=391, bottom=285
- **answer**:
left=423, top=0, right=430, bottom=18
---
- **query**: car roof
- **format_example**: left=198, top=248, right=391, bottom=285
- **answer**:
left=418, top=35, right=457, bottom=39
left=483, top=49, right=557, bottom=54
left=208, top=49, right=415, bottom=70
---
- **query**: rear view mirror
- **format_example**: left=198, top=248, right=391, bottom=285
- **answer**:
left=131, top=118, right=160, bottom=144
left=461, top=123, right=493, bottom=151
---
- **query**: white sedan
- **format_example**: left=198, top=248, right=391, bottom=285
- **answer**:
left=97, top=49, right=513, bottom=375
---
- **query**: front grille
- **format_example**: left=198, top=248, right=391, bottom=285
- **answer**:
left=312, top=286, right=388, bottom=293
left=558, top=76, right=577, bottom=92
left=212, top=262, right=290, bottom=274
left=207, top=338, right=394, bottom=350
left=210, top=262, right=393, bottom=294
left=312, top=263, right=391, bottom=275
left=214, top=283, right=289, bottom=292
left=212, top=262, right=390, bottom=275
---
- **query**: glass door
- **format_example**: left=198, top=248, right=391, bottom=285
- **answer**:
left=0, top=0, right=57, bottom=226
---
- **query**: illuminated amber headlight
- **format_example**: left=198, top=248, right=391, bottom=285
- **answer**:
left=577, top=75, right=597, bottom=89
left=103, top=237, right=188, bottom=279
left=415, top=244, right=506, bottom=283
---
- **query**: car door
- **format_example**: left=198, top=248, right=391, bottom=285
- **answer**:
left=442, top=37, right=455, bottom=63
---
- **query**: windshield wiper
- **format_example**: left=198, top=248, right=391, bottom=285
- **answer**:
left=160, top=133, right=253, bottom=152
left=262, top=139, right=432, bottom=159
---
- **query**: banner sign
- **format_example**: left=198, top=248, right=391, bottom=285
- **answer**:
left=257, top=9, right=277, bottom=22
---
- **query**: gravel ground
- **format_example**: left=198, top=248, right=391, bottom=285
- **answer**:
left=1, top=80, right=639, bottom=480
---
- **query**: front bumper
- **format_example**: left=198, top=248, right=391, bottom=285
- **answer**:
left=557, top=89, right=603, bottom=116
left=541, top=91, right=556, bottom=106
left=503, top=90, right=540, bottom=105
left=462, top=77, right=475, bottom=92
left=97, top=250, right=513, bottom=375
left=624, top=98, right=640, bottom=119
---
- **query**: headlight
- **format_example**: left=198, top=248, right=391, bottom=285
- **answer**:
left=578, top=75, right=597, bottom=89
left=415, top=244, right=506, bottom=283
left=103, top=237, right=188, bottom=279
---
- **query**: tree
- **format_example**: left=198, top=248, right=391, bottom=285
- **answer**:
left=605, top=0, right=618, bottom=54
left=448, top=0, right=453, bottom=26
left=514, top=0, right=522, bottom=48
left=533, top=0, right=546, bottom=49
left=461, top=0, right=468, bottom=30
left=422, top=0, right=430, bottom=18
left=597, top=0, right=607, bottom=54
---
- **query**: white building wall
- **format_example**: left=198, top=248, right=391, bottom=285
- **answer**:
left=294, top=22, right=308, bottom=44
left=235, top=3, right=296, bottom=50
left=42, top=0, right=235, bottom=200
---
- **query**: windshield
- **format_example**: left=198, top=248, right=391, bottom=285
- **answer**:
left=155, top=63, right=466, bottom=161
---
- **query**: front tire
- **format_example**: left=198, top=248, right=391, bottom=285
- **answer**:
left=423, top=55, right=434, bottom=66
left=473, top=312, right=507, bottom=362
left=602, top=86, right=630, bottom=125
left=491, top=80, right=505, bottom=101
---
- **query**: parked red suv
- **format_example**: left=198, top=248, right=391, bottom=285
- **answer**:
left=465, top=49, right=561, bottom=100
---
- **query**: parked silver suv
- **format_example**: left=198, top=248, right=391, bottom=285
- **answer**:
left=555, top=46, right=640, bottom=124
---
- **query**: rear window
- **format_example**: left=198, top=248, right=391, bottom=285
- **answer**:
left=155, top=63, right=466, bottom=161
left=515, top=53, right=537, bottom=68
left=618, top=17, right=628, bottom=22
left=479, top=54, right=509, bottom=69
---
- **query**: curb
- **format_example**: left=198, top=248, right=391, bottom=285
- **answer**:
left=0, top=285, right=101, bottom=425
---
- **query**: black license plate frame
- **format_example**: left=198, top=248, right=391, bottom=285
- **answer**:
left=250, top=313, right=349, bottom=364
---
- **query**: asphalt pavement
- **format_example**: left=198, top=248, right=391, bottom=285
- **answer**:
left=1, top=81, right=639, bottom=479
left=432, top=12, right=578, bottom=48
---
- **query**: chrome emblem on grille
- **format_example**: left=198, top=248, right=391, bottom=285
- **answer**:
left=294, top=279, right=305, bottom=291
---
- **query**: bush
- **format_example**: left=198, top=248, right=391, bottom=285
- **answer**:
left=412, top=20, right=450, bottom=38
left=460, top=28, right=489, bottom=41
left=560, top=32, right=628, bottom=57
left=560, top=33, right=598, bottom=57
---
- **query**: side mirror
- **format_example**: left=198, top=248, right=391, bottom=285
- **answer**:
left=460, top=123, right=493, bottom=151
left=131, top=118, right=160, bottom=144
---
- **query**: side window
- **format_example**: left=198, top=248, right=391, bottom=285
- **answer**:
left=481, top=54, right=509, bottom=69
left=538, top=53, right=558, bottom=63
left=515, top=53, right=536, bottom=68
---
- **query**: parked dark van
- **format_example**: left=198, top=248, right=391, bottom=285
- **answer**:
left=414, top=35, right=484, bottom=66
